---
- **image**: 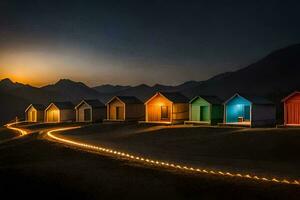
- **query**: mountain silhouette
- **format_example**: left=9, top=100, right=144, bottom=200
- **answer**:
left=0, top=44, right=300, bottom=124
left=182, top=44, right=300, bottom=99
left=42, top=79, right=101, bottom=101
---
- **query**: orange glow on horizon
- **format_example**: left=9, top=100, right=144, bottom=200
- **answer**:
left=0, top=75, right=38, bottom=86
left=0, top=48, right=103, bottom=87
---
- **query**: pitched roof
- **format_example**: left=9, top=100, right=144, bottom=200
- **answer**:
left=225, top=93, right=274, bottom=105
left=51, top=101, right=74, bottom=110
left=25, top=104, right=46, bottom=112
left=116, top=96, right=143, bottom=104
left=76, top=99, right=105, bottom=108
left=190, top=96, right=223, bottom=104
left=106, top=96, right=143, bottom=105
left=160, top=92, right=189, bottom=103
left=32, top=104, right=46, bottom=110
left=282, top=91, right=300, bottom=102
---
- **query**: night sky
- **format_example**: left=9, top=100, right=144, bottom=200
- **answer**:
left=0, top=0, right=300, bottom=86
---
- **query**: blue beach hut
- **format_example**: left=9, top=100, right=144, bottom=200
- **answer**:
left=223, top=93, right=276, bottom=127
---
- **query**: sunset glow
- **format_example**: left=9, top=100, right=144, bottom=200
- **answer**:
left=1, top=1, right=299, bottom=87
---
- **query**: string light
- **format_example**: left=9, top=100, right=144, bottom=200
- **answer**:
left=46, top=126, right=300, bottom=186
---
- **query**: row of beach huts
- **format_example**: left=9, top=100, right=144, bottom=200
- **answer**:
left=24, top=91, right=300, bottom=127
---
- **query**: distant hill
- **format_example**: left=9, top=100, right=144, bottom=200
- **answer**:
left=93, top=84, right=131, bottom=94
left=42, top=79, right=101, bottom=101
left=1, top=44, right=300, bottom=124
left=0, top=79, right=106, bottom=124
left=93, top=81, right=203, bottom=102
left=0, top=79, right=59, bottom=104
left=0, top=78, right=25, bottom=91
left=182, top=44, right=300, bottom=100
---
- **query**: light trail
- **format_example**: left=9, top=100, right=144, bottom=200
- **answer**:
left=47, top=126, right=300, bottom=186
left=5, top=122, right=28, bottom=136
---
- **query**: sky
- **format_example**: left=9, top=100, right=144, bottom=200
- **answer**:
left=0, top=0, right=300, bottom=87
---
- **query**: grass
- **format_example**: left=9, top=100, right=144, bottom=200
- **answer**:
left=0, top=131, right=299, bottom=200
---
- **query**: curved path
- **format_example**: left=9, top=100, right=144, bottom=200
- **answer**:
left=6, top=122, right=28, bottom=136
left=44, top=126, right=300, bottom=186
left=4, top=122, right=300, bottom=187
left=2, top=122, right=29, bottom=144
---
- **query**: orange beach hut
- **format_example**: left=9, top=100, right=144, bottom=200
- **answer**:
left=144, top=92, right=189, bottom=124
left=45, top=102, right=75, bottom=123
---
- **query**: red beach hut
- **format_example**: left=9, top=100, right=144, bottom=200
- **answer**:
left=282, top=91, right=300, bottom=126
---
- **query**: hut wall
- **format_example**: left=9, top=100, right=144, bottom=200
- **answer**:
left=190, top=98, right=210, bottom=122
left=225, top=96, right=251, bottom=123
left=252, top=104, right=276, bottom=127
left=60, top=109, right=75, bottom=122
left=211, top=105, right=224, bottom=125
left=108, top=98, right=125, bottom=120
left=36, top=110, right=44, bottom=122
left=125, top=104, right=145, bottom=121
left=45, top=104, right=60, bottom=122
left=92, top=107, right=106, bottom=122
left=146, top=94, right=172, bottom=122
left=284, top=93, right=300, bottom=125
left=172, top=103, right=189, bottom=122
left=26, top=106, right=37, bottom=122
left=76, top=103, right=92, bottom=122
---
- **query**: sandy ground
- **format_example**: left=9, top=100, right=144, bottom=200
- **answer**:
left=0, top=127, right=299, bottom=200
left=0, top=127, right=19, bottom=142
left=58, top=123, right=300, bottom=180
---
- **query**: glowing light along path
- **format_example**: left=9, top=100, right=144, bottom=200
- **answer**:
left=6, top=122, right=28, bottom=136
left=47, top=127, right=300, bottom=186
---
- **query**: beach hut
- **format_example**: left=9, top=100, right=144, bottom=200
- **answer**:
left=25, top=104, right=46, bottom=122
left=185, top=96, right=223, bottom=125
left=223, top=93, right=276, bottom=127
left=282, top=91, right=300, bottom=126
left=45, top=102, right=75, bottom=123
left=75, top=99, right=106, bottom=122
left=144, top=92, right=189, bottom=124
left=106, top=96, right=144, bottom=121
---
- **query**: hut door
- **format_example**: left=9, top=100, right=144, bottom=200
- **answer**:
left=32, top=110, right=36, bottom=122
left=116, top=106, right=124, bottom=120
left=200, top=106, right=209, bottom=121
left=53, top=111, right=59, bottom=122
left=161, top=106, right=169, bottom=120
left=84, top=109, right=91, bottom=121
left=48, top=110, right=59, bottom=122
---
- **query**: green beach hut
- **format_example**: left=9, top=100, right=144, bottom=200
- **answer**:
left=185, top=96, right=223, bottom=125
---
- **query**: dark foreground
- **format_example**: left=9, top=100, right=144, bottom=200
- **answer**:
left=0, top=127, right=18, bottom=142
left=0, top=128, right=299, bottom=200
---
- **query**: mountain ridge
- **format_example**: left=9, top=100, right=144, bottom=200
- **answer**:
left=1, top=43, right=300, bottom=124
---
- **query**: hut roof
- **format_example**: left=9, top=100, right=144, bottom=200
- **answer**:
left=225, top=93, right=274, bottom=105
left=107, top=96, right=143, bottom=105
left=51, top=102, right=74, bottom=110
left=190, top=96, right=223, bottom=105
left=25, top=104, right=46, bottom=112
left=281, top=91, right=300, bottom=102
left=160, top=92, right=189, bottom=103
left=76, top=99, right=104, bottom=109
